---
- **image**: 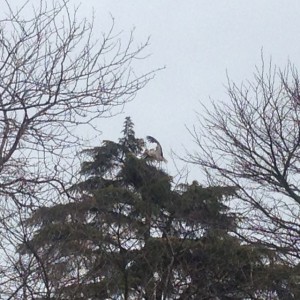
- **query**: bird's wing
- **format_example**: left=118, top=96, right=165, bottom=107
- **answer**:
left=146, top=136, right=160, bottom=145
left=158, top=145, right=164, bottom=158
left=146, top=136, right=164, bottom=157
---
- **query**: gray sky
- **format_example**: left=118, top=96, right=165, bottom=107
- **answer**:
left=72, top=0, right=300, bottom=181
left=38, top=1, right=300, bottom=180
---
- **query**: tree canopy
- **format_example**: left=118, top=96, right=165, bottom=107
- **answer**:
left=0, top=2, right=299, bottom=298
left=18, top=117, right=300, bottom=299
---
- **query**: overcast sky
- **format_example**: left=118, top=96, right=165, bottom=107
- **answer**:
left=23, top=1, right=300, bottom=181
left=72, top=0, right=300, bottom=181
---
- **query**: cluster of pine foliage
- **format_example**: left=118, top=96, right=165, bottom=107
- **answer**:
left=19, top=117, right=300, bottom=299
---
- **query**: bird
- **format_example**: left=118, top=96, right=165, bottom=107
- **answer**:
left=143, top=136, right=167, bottom=163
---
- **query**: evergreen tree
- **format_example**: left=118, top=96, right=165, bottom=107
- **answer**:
left=19, top=118, right=300, bottom=299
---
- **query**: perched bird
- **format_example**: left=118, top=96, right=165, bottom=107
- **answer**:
left=143, top=136, right=167, bottom=163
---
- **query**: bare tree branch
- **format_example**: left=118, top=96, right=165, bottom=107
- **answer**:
left=187, top=59, right=300, bottom=259
left=0, top=0, right=158, bottom=297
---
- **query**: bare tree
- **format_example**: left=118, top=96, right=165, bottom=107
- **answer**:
left=187, top=60, right=300, bottom=260
left=0, top=0, right=156, bottom=297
